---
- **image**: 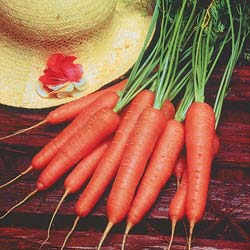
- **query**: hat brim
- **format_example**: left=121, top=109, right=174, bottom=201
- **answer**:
left=0, top=2, right=152, bottom=108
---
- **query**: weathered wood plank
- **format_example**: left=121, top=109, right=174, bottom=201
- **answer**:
left=0, top=175, right=249, bottom=222
left=0, top=227, right=249, bottom=250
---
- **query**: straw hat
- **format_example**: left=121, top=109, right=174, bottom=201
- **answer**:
left=0, top=0, right=153, bottom=108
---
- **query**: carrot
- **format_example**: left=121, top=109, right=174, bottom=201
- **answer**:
left=185, top=102, right=215, bottom=250
left=168, top=169, right=188, bottom=250
left=173, top=133, right=219, bottom=188
left=36, top=107, right=120, bottom=191
left=168, top=132, right=219, bottom=250
left=117, top=0, right=197, bottom=244
left=185, top=0, right=232, bottom=245
left=46, top=79, right=126, bottom=124
left=0, top=108, right=120, bottom=220
left=0, top=79, right=126, bottom=141
left=121, top=118, right=184, bottom=249
left=60, top=0, right=164, bottom=243
left=76, top=90, right=154, bottom=216
left=98, top=1, right=192, bottom=240
left=0, top=91, right=119, bottom=189
left=64, top=136, right=113, bottom=194
left=40, top=137, right=112, bottom=248
left=59, top=90, right=155, bottom=249
left=97, top=106, right=167, bottom=249
left=173, top=153, right=186, bottom=187
left=32, top=91, right=119, bottom=170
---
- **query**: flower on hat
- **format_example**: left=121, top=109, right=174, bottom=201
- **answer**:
left=36, top=53, right=86, bottom=98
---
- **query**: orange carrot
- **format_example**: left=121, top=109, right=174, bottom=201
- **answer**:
left=0, top=108, right=120, bottom=221
left=168, top=170, right=188, bottom=250
left=0, top=91, right=119, bottom=189
left=122, top=119, right=185, bottom=249
left=46, top=79, right=127, bottom=124
left=185, top=102, right=215, bottom=249
left=32, top=91, right=119, bottom=170
left=168, top=133, right=219, bottom=249
left=59, top=90, right=155, bottom=249
left=173, top=153, right=186, bottom=187
left=36, top=107, right=120, bottom=191
left=0, top=79, right=126, bottom=141
left=76, top=90, right=155, bottom=217
left=173, top=133, right=219, bottom=188
left=64, top=137, right=113, bottom=194
left=98, top=107, right=167, bottom=249
left=40, top=137, right=112, bottom=248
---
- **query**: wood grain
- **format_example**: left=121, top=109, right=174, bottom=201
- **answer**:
left=0, top=227, right=250, bottom=250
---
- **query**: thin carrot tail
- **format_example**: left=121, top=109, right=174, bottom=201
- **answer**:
left=0, top=189, right=38, bottom=220
left=0, top=120, right=47, bottom=141
left=60, top=216, right=80, bottom=250
left=97, top=222, right=113, bottom=250
left=168, top=220, right=176, bottom=250
left=40, top=190, right=69, bottom=249
left=187, top=222, right=195, bottom=250
left=121, top=222, right=133, bottom=250
left=0, top=165, right=33, bottom=189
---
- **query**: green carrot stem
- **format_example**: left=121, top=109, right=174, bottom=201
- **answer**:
left=154, top=0, right=197, bottom=109
left=192, top=0, right=233, bottom=103
left=113, top=0, right=161, bottom=113
left=174, top=80, right=194, bottom=123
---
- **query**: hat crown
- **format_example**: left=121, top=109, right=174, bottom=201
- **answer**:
left=0, top=0, right=117, bottom=42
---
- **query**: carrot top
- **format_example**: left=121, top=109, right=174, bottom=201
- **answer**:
left=114, top=0, right=197, bottom=113
left=153, top=0, right=197, bottom=109
left=113, top=0, right=161, bottom=113
left=192, top=0, right=232, bottom=103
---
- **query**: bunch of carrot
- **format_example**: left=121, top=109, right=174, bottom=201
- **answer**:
left=167, top=1, right=249, bottom=249
left=0, top=0, right=249, bottom=250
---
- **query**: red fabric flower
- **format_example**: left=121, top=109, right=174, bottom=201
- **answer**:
left=39, top=53, right=83, bottom=87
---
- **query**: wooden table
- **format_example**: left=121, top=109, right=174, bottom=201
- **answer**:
left=0, top=67, right=249, bottom=249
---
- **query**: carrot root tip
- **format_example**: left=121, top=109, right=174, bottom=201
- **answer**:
left=168, top=220, right=176, bottom=250
left=188, top=222, right=195, bottom=250
left=40, top=190, right=70, bottom=249
left=121, top=222, right=133, bottom=250
left=97, top=221, right=113, bottom=250
left=0, top=165, right=33, bottom=190
left=0, top=189, right=38, bottom=220
left=0, top=120, right=47, bottom=141
left=60, top=216, right=80, bottom=250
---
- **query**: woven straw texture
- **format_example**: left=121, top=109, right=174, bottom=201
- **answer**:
left=0, top=0, right=152, bottom=108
